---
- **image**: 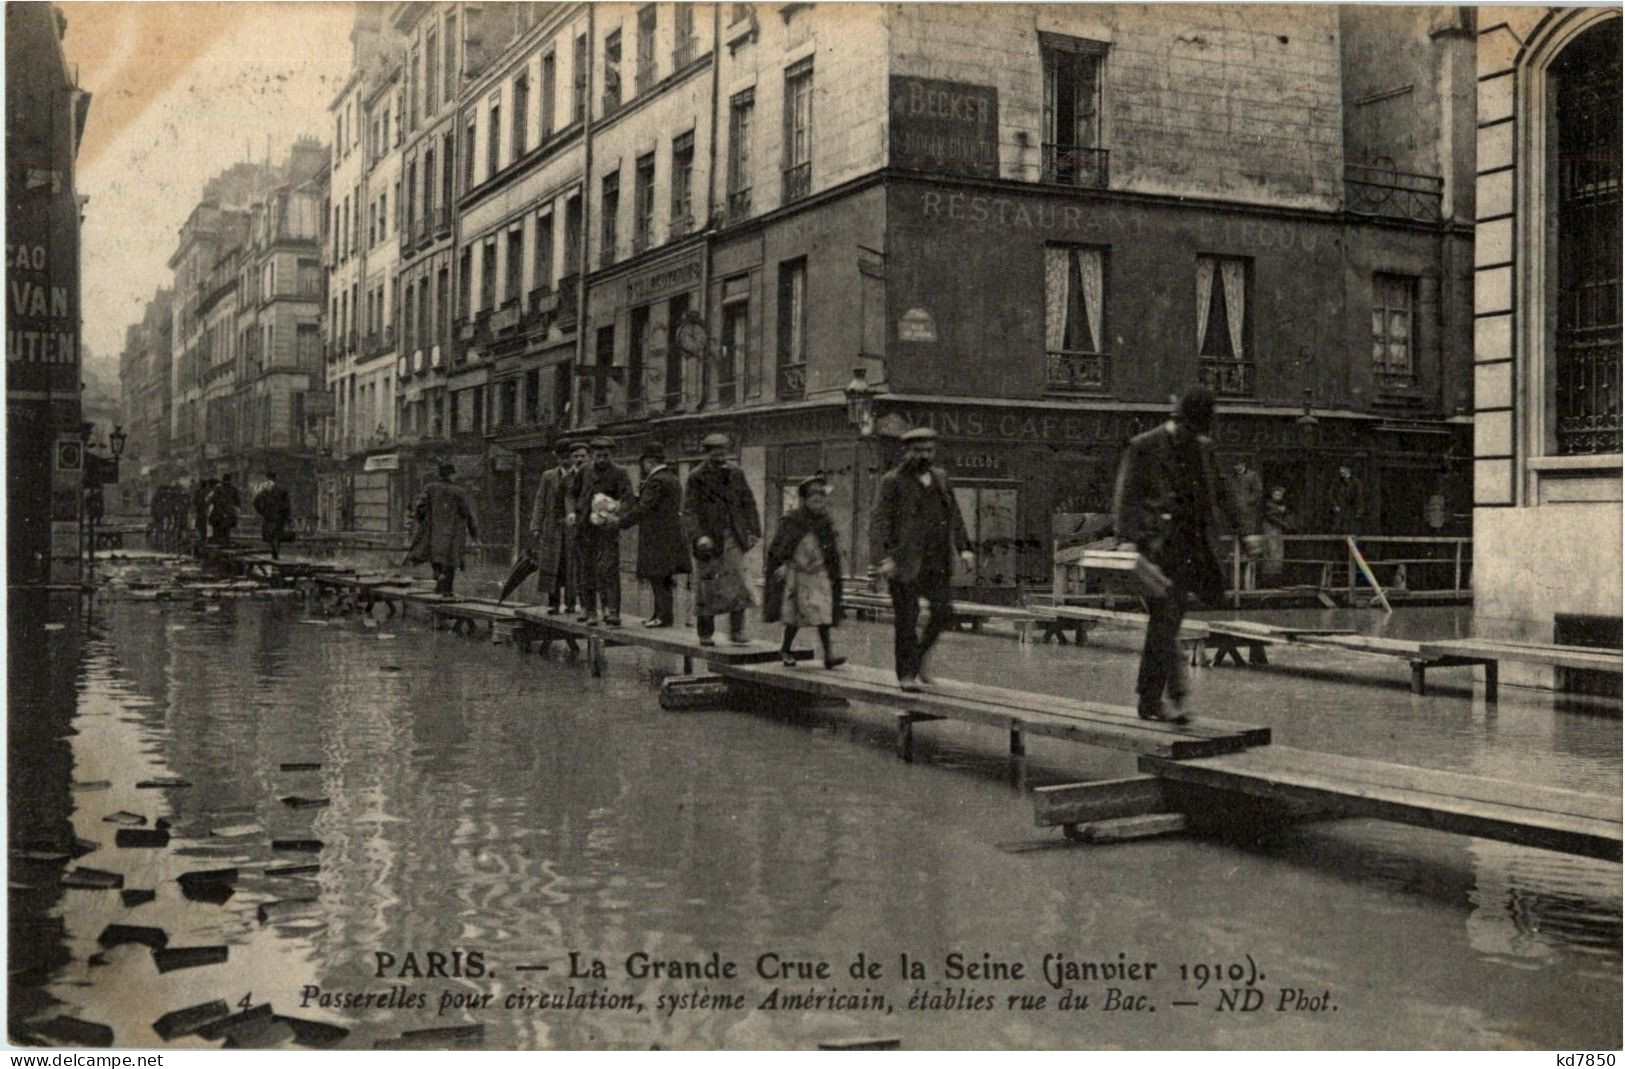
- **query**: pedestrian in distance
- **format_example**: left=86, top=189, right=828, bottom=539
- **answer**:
left=1260, top=485, right=1294, bottom=585
left=1226, top=458, right=1265, bottom=589
left=1328, top=463, right=1364, bottom=536
left=574, top=437, right=632, bottom=626
left=193, top=477, right=216, bottom=543
left=764, top=475, right=847, bottom=670
left=617, top=442, right=688, bottom=628
left=683, top=433, right=761, bottom=647
left=529, top=438, right=578, bottom=614
left=407, top=462, right=479, bottom=596
left=1112, top=387, right=1256, bottom=724
left=561, top=439, right=590, bottom=614
left=870, top=426, right=974, bottom=692
left=206, top=473, right=240, bottom=544
left=252, top=471, right=293, bottom=560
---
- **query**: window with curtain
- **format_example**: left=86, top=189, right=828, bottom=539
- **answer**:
left=1196, top=255, right=1247, bottom=360
left=1372, top=274, right=1415, bottom=387
left=1043, top=246, right=1107, bottom=391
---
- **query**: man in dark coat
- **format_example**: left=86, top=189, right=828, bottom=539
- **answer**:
left=618, top=442, right=689, bottom=628
left=193, top=478, right=216, bottom=542
left=1113, top=388, right=1252, bottom=723
left=206, top=473, right=241, bottom=543
left=573, top=437, right=633, bottom=626
left=252, top=471, right=293, bottom=559
left=529, top=439, right=578, bottom=614
left=871, top=426, right=974, bottom=691
left=408, top=462, right=479, bottom=595
left=1328, top=463, right=1364, bottom=536
left=683, top=433, right=761, bottom=645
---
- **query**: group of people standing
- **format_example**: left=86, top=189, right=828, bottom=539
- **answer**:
left=147, top=473, right=294, bottom=556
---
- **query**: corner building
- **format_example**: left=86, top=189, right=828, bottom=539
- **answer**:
left=456, top=4, right=1477, bottom=594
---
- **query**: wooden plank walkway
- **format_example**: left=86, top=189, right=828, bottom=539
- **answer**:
left=1298, top=634, right=1496, bottom=695
left=714, top=660, right=1268, bottom=761
left=511, top=607, right=795, bottom=675
left=1417, top=638, right=1623, bottom=694
left=1137, top=746, right=1622, bottom=862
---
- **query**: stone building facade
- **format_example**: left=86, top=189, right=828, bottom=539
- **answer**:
left=1470, top=8, right=1621, bottom=665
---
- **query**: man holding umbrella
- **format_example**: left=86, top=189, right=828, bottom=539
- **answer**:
left=618, top=441, right=688, bottom=628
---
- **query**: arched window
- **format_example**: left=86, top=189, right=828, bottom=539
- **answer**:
left=1551, top=19, right=1621, bottom=455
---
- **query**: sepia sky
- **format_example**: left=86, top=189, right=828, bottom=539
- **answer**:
left=61, top=2, right=353, bottom=372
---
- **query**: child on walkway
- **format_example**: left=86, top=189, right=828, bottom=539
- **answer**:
left=764, top=476, right=846, bottom=670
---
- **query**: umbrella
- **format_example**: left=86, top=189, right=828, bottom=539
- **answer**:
left=497, top=550, right=538, bottom=604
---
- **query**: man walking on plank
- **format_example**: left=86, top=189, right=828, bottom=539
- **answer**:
left=871, top=426, right=974, bottom=692
left=1113, top=387, right=1256, bottom=723
left=530, top=438, right=578, bottom=615
left=407, top=462, right=480, bottom=596
left=683, top=433, right=761, bottom=647
left=618, top=441, right=688, bottom=628
left=574, top=437, right=632, bottom=626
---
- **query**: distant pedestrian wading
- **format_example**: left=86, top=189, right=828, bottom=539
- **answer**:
left=871, top=426, right=974, bottom=692
left=573, top=437, right=633, bottom=626
left=1112, top=388, right=1257, bottom=723
left=683, top=433, right=761, bottom=647
left=251, top=471, right=293, bottom=560
left=407, top=462, right=479, bottom=596
left=763, top=474, right=847, bottom=670
left=618, top=441, right=690, bottom=629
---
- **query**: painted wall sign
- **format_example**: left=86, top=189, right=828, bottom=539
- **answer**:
left=363, top=453, right=401, bottom=472
left=626, top=257, right=703, bottom=304
left=7, top=198, right=81, bottom=393
left=889, top=75, right=999, bottom=178
left=898, top=307, right=937, bottom=343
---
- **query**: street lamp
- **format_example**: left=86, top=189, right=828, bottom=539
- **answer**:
left=844, top=367, right=876, bottom=437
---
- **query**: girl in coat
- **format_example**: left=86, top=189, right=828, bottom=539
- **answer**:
left=764, top=476, right=846, bottom=670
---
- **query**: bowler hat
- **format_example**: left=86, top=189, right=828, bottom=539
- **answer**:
left=701, top=432, right=730, bottom=450
left=554, top=439, right=576, bottom=456
left=901, top=426, right=938, bottom=442
left=640, top=441, right=666, bottom=462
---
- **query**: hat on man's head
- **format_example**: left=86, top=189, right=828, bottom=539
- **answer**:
left=1173, top=386, right=1217, bottom=430
left=589, top=436, right=614, bottom=450
left=437, top=462, right=457, bottom=478
left=554, top=438, right=577, bottom=456
left=901, top=426, right=938, bottom=443
left=640, top=441, right=666, bottom=462
left=568, top=439, right=589, bottom=455
left=701, top=432, right=730, bottom=450
left=796, top=474, right=828, bottom=498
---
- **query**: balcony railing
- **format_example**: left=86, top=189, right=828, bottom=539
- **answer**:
left=782, top=162, right=811, bottom=205
left=1344, top=165, right=1443, bottom=222
left=1045, top=350, right=1109, bottom=394
left=1197, top=357, right=1255, bottom=397
left=726, top=188, right=752, bottom=223
left=1041, top=144, right=1110, bottom=189
left=776, top=362, right=807, bottom=401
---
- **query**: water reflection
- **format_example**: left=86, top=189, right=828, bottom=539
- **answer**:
left=5, top=581, right=1620, bottom=1049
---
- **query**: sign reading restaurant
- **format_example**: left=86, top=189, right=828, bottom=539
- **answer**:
left=889, top=75, right=999, bottom=178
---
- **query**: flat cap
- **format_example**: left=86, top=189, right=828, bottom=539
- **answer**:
left=797, top=474, right=828, bottom=497
left=701, top=432, right=730, bottom=449
left=588, top=436, right=614, bottom=449
left=567, top=439, right=589, bottom=453
left=901, top=426, right=939, bottom=442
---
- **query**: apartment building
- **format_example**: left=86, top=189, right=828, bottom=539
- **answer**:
left=1469, top=8, right=1620, bottom=679
left=116, top=289, right=175, bottom=510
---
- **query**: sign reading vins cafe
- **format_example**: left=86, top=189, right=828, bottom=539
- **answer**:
left=889, top=75, right=999, bottom=179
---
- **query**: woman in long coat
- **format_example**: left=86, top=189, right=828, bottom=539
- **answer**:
left=406, top=463, right=479, bottom=595
left=617, top=443, right=689, bottom=627
left=764, top=476, right=846, bottom=670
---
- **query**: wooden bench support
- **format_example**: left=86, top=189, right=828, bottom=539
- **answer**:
left=1033, top=776, right=1170, bottom=828
left=895, top=712, right=946, bottom=763
left=1063, top=813, right=1191, bottom=844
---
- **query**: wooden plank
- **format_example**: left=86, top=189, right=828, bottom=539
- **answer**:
left=1033, top=776, right=1170, bottom=827
left=716, top=661, right=1255, bottom=759
left=511, top=608, right=787, bottom=664
left=1140, top=749, right=1621, bottom=862
left=1419, top=639, right=1622, bottom=673
left=1070, top=813, right=1191, bottom=843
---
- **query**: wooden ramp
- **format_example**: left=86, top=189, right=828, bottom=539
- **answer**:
left=1135, top=747, right=1622, bottom=862
left=715, top=660, right=1269, bottom=761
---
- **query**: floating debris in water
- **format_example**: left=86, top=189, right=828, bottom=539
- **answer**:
left=136, top=777, right=192, bottom=789
left=62, top=867, right=123, bottom=890
left=194, top=1003, right=271, bottom=1041
left=120, top=888, right=156, bottom=907
left=152, top=945, right=228, bottom=973
left=256, top=897, right=319, bottom=923
left=279, top=762, right=321, bottom=772
left=209, top=823, right=264, bottom=838
left=102, top=812, right=147, bottom=826
left=152, top=1000, right=230, bottom=1041
left=274, top=1015, right=349, bottom=1048
left=32, top=1015, right=113, bottom=1047
left=97, top=924, right=168, bottom=950
left=279, top=796, right=330, bottom=809
left=265, top=863, right=320, bottom=877
left=115, top=828, right=171, bottom=848
left=71, top=780, right=112, bottom=792
left=271, top=839, right=323, bottom=853
left=223, top=1016, right=296, bottom=1049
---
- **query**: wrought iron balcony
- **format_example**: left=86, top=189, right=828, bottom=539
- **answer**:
left=1041, top=144, right=1109, bottom=189
left=1344, top=165, right=1443, bottom=222
left=782, top=162, right=811, bottom=205
left=1044, top=351, right=1109, bottom=394
left=1196, top=357, right=1255, bottom=397
left=726, top=188, right=752, bottom=224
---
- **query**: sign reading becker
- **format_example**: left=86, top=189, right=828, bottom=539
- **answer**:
left=889, top=75, right=999, bottom=179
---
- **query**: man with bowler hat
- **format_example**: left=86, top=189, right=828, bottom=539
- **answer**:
left=529, top=438, right=578, bottom=614
left=871, top=426, right=974, bottom=691
left=1113, top=387, right=1254, bottom=723
left=574, top=436, right=632, bottom=626
left=618, top=441, right=688, bottom=628
left=683, top=432, right=761, bottom=646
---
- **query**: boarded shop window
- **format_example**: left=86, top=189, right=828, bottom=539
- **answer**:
left=1372, top=274, right=1415, bottom=388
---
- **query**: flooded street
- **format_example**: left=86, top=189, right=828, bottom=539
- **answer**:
left=8, top=562, right=1621, bottom=1050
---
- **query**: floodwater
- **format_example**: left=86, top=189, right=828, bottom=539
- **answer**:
left=7, top=561, right=1621, bottom=1050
